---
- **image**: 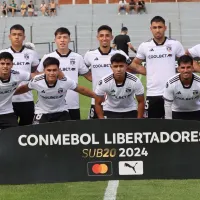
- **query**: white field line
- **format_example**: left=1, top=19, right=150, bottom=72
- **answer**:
left=103, top=180, right=119, bottom=200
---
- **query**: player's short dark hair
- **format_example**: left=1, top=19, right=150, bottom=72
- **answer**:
left=178, top=55, right=193, bottom=66
left=43, top=57, right=60, bottom=68
left=121, top=27, right=128, bottom=32
left=151, top=16, right=165, bottom=25
left=111, top=53, right=127, bottom=64
left=0, top=52, right=14, bottom=61
left=54, top=27, right=70, bottom=37
left=97, top=25, right=112, bottom=33
left=10, top=24, right=25, bottom=33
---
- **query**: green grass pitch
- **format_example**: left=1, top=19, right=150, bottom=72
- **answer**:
left=2, top=76, right=200, bottom=200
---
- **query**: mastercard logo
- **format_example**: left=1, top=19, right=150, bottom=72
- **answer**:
left=92, top=164, right=108, bottom=174
left=87, top=161, right=113, bottom=176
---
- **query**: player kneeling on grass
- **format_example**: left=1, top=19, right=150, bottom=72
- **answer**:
left=0, top=52, right=33, bottom=129
left=15, top=57, right=96, bottom=124
left=95, top=53, right=145, bottom=119
left=163, top=55, right=200, bottom=120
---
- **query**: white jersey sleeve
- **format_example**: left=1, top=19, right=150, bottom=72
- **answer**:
left=78, top=55, right=89, bottom=75
left=95, top=79, right=107, bottom=96
left=37, top=54, right=48, bottom=72
left=136, top=43, right=146, bottom=60
left=175, top=40, right=185, bottom=57
left=163, top=81, right=174, bottom=102
left=134, top=79, right=144, bottom=96
left=116, top=50, right=132, bottom=65
left=32, top=51, right=40, bottom=67
left=188, top=44, right=200, bottom=58
left=64, top=76, right=77, bottom=90
left=83, top=51, right=91, bottom=67
left=28, top=78, right=37, bottom=90
left=18, top=71, right=31, bottom=82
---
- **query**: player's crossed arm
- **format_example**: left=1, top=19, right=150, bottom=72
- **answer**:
left=74, top=85, right=96, bottom=99
left=163, top=82, right=174, bottom=119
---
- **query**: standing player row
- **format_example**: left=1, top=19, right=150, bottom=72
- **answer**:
left=1, top=15, right=200, bottom=129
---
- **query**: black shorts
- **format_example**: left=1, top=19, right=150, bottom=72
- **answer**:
left=88, top=105, right=98, bottom=119
left=50, top=8, right=55, bottom=12
left=33, top=111, right=71, bottom=124
left=9, top=8, right=16, bottom=12
left=172, top=111, right=200, bottom=121
left=13, top=101, right=34, bottom=126
left=145, top=96, right=165, bottom=118
left=0, top=113, right=18, bottom=130
left=104, top=110, right=137, bottom=119
left=68, top=109, right=80, bottom=120
left=2, top=10, right=6, bottom=15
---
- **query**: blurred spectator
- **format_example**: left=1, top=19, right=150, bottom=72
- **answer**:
left=27, top=0, right=34, bottom=16
left=40, top=0, right=47, bottom=16
left=138, top=0, right=146, bottom=14
left=49, top=0, right=58, bottom=16
left=20, top=1, right=27, bottom=17
left=112, top=27, right=137, bottom=56
left=128, top=0, right=138, bottom=14
left=1, top=1, right=8, bottom=18
left=9, top=0, right=17, bottom=17
left=118, top=0, right=128, bottom=15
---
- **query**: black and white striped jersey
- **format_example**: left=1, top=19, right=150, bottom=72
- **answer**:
left=28, top=74, right=77, bottom=114
left=0, top=70, right=30, bottom=114
left=37, top=50, right=89, bottom=109
left=84, top=47, right=131, bottom=105
left=136, top=37, right=185, bottom=96
left=95, top=72, right=144, bottom=112
left=0, top=46, right=39, bottom=102
left=163, top=74, right=200, bottom=112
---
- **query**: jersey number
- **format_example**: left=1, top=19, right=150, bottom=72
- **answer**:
left=145, top=100, right=149, bottom=110
left=35, top=113, right=43, bottom=120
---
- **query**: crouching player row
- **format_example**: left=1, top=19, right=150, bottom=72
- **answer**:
left=163, top=55, right=200, bottom=121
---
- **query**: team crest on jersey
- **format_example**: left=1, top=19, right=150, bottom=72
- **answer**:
left=98, top=80, right=102, bottom=85
left=166, top=46, right=172, bottom=52
left=166, top=82, right=169, bottom=88
left=70, top=58, right=75, bottom=65
left=58, top=88, right=63, bottom=93
left=24, top=53, right=29, bottom=60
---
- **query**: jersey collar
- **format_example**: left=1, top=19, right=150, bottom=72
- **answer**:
left=56, top=49, right=71, bottom=57
left=10, top=46, right=25, bottom=53
left=44, top=75, right=57, bottom=88
left=114, top=72, right=127, bottom=87
left=179, top=74, right=194, bottom=89
left=0, top=75, right=11, bottom=83
left=98, top=47, right=112, bottom=55
left=153, top=37, right=167, bottom=46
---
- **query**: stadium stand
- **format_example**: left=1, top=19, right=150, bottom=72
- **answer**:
left=0, top=2, right=200, bottom=57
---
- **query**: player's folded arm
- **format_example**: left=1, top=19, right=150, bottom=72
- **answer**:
left=14, top=84, right=31, bottom=95
left=74, top=85, right=95, bottom=98
left=135, top=94, right=145, bottom=118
